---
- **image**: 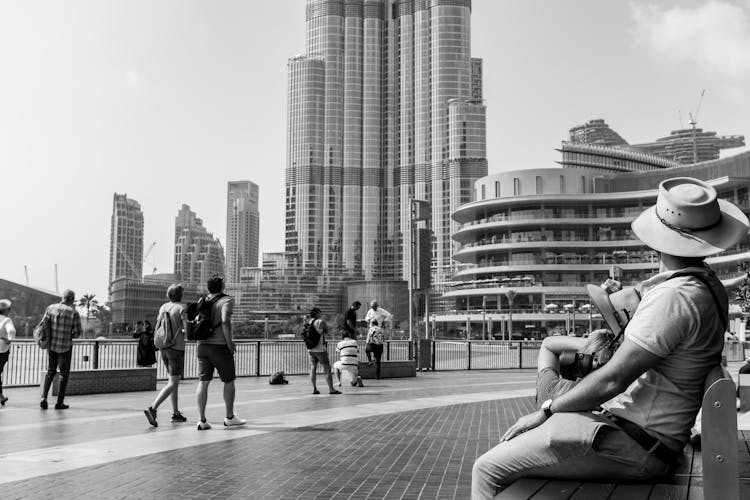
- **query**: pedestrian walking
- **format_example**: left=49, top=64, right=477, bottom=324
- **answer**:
left=195, top=274, right=246, bottom=430
left=40, top=289, right=82, bottom=410
left=304, top=307, right=340, bottom=395
left=365, top=320, right=384, bottom=379
left=144, top=283, right=189, bottom=427
left=364, top=301, right=392, bottom=369
left=0, top=299, right=15, bottom=407
left=344, top=301, right=361, bottom=338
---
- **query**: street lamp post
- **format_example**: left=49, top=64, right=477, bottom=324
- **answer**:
left=482, top=295, right=487, bottom=340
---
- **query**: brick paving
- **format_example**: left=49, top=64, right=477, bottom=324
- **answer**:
left=0, top=370, right=537, bottom=499
left=1, top=363, right=746, bottom=499
left=1, top=397, right=536, bottom=499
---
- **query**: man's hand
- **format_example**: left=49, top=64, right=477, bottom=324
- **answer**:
left=500, top=410, right=548, bottom=442
left=601, top=278, right=622, bottom=294
left=227, top=341, right=236, bottom=354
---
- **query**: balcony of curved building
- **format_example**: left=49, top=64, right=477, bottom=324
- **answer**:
left=453, top=241, right=655, bottom=263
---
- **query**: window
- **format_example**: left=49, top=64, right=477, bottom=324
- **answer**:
left=535, top=176, right=543, bottom=194
left=559, top=176, right=565, bottom=193
left=494, top=181, right=500, bottom=197
left=581, top=176, right=586, bottom=193
left=481, top=184, right=486, bottom=200
left=513, top=178, right=520, bottom=196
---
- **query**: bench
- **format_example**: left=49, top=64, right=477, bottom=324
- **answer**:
left=44, top=367, right=157, bottom=396
left=495, top=365, right=741, bottom=499
left=357, top=360, right=416, bottom=379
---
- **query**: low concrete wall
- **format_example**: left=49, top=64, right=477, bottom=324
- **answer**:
left=358, top=360, right=416, bottom=379
left=44, top=367, right=157, bottom=396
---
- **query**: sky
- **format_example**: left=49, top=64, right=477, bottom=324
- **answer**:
left=1, top=0, right=749, bottom=301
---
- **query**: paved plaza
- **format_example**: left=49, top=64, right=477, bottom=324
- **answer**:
left=1, top=364, right=749, bottom=499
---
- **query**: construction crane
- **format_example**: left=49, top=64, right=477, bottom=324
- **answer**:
left=688, top=89, right=706, bottom=164
left=144, top=241, right=157, bottom=275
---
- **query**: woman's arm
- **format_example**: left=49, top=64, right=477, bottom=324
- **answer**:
left=537, top=336, right=587, bottom=373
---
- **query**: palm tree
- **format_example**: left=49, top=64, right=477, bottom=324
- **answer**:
left=78, top=293, right=99, bottom=338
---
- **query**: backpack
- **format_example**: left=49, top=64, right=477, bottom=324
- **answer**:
left=269, top=371, right=289, bottom=385
left=153, top=305, right=175, bottom=350
left=301, top=319, right=321, bottom=349
left=33, top=315, right=48, bottom=350
left=185, top=294, right=225, bottom=341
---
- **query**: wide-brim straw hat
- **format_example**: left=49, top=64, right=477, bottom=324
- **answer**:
left=586, top=285, right=641, bottom=336
left=632, top=177, right=749, bottom=257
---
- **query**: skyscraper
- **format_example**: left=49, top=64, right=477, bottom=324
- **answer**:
left=226, top=181, right=260, bottom=283
left=109, top=193, right=144, bottom=284
left=286, top=0, right=487, bottom=285
left=174, top=204, right=225, bottom=284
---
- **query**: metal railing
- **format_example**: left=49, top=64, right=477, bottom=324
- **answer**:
left=1, top=339, right=414, bottom=387
left=430, top=340, right=541, bottom=371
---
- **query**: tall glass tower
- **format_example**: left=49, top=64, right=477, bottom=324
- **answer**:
left=226, top=181, right=260, bottom=283
left=109, top=193, right=144, bottom=284
left=286, top=0, right=487, bottom=285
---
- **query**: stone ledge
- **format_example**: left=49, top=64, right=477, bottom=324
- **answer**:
left=357, top=360, right=416, bottom=379
left=41, top=368, right=157, bottom=396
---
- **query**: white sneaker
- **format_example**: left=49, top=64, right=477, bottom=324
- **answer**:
left=196, top=420, right=212, bottom=430
left=224, top=415, right=247, bottom=427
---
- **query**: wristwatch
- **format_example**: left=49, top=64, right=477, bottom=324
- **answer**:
left=541, top=398, right=554, bottom=418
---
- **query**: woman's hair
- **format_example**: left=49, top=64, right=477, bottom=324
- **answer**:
left=582, top=329, right=615, bottom=354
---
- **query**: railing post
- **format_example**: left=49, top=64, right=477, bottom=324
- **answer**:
left=387, top=341, right=391, bottom=361
left=255, top=341, right=261, bottom=377
left=518, top=341, right=523, bottom=369
left=467, top=341, right=472, bottom=370
left=93, top=341, right=99, bottom=369
left=409, top=340, right=413, bottom=361
left=431, top=340, right=436, bottom=371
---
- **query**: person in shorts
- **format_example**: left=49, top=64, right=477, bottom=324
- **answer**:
left=143, top=283, right=189, bottom=427
left=195, top=275, right=246, bottom=430
left=306, top=307, right=340, bottom=395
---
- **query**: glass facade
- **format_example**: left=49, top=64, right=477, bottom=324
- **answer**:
left=109, top=193, right=144, bottom=285
left=288, top=0, right=486, bottom=287
left=226, top=181, right=260, bottom=284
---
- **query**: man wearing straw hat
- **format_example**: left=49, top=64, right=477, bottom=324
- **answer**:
left=472, top=177, right=749, bottom=499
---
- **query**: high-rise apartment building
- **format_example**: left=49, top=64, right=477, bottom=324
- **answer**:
left=174, top=204, right=225, bottom=284
left=108, top=193, right=144, bottom=284
left=286, top=0, right=487, bottom=285
left=226, top=181, right=260, bottom=283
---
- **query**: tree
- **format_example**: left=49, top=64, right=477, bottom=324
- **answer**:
left=78, top=293, right=99, bottom=338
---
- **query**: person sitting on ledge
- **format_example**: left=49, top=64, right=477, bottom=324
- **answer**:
left=472, top=177, right=749, bottom=499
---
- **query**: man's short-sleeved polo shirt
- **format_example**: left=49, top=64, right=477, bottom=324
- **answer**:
left=602, top=266, right=726, bottom=451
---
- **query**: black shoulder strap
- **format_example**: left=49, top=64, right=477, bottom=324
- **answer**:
left=668, top=271, right=728, bottom=332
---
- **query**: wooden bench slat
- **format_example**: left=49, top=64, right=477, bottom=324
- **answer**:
left=493, top=478, right=547, bottom=499
left=648, top=483, right=687, bottom=500
left=530, top=480, right=580, bottom=499
left=701, top=367, right=740, bottom=500
left=567, top=482, right=616, bottom=500
left=606, top=484, right=653, bottom=500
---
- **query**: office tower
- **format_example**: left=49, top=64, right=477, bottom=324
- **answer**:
left=226, top=181, right=260, bottom=283
left=109, top=193, right=144, bottom=284
left=174, top=204, right=225, bottom=284
left=286, top=0, right=487, bottom=285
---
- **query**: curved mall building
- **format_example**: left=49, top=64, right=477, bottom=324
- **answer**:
left=438, top=149, right=750, bottom=339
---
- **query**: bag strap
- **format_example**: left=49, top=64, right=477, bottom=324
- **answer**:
left=668, top=271, right=728, bottom=332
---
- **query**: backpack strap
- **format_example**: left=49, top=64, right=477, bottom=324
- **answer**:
left=668, top=271, right=728, bottom=332
left=206, top=293, right=226, bottom=332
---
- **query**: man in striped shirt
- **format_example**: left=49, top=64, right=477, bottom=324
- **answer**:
left=334, top=331, right=363, bottom=389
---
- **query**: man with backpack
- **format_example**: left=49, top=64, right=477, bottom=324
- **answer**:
left=304, top=307, right=340, bottom=395
left=143, top=283, right=188, bottom=427
left=193, top=274, right=246, bottom=430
